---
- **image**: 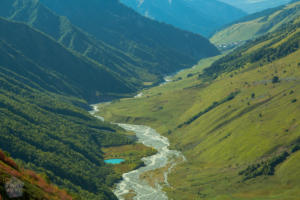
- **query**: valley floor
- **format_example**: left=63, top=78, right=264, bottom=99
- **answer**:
left=98, top=46, right=300, bottom=199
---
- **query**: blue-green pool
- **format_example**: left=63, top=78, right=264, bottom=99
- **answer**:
left=104, top=159, right=125, bottom=164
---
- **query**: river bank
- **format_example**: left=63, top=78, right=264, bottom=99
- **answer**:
left=90, top=105, right=185, bottom=200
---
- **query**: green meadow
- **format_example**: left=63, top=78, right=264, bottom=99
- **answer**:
left=97, top=16, right=300, bottom=199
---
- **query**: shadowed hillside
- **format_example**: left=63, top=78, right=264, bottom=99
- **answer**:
left=39, top=0, right=219, bottom=74
left=0, top=17, right=138, bottom=199
left=120, top=0, right=246, bottom=37
left=0, top=17, right=134, bottom=102
left=0, top=0, right=161, bottom=87
left=0, top=0, right=219, bottom=89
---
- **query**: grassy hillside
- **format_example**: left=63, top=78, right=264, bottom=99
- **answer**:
left=0, top=149, right=73, bottom=199
left=97, top=17, right=300, bottom=200
left=211, top=0, right=300, bottom=48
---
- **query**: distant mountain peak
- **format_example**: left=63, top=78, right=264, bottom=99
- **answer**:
left=219, top=0, right=291, bottom=13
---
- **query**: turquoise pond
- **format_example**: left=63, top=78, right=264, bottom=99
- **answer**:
left=104, top=159, right=125, bottom=164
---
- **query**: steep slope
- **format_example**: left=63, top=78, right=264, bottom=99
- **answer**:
left=211, top=0, right=300, bottom=48
left=0, top=0, right=161, bottom=86
left=0, top=17, right=134, bottom=102
left=98, top=16, right=300, bottom=199
left=39, top=0, right=219, bottom=75
left=220, top=0, right=290, bottom=13
left=0, top=149, right=73, bottom=199
left=119, top=0, right=246, bottom=37
left=0, top=18, right=137, bottom=199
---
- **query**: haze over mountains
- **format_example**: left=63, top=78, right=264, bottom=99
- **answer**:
left=119, top=0, right=246, bottom=37
left=38, top=0, right=219, bottom=76
left=211, top=0, right=300, bottom=46
left=220, top=0, right=291, bottom=13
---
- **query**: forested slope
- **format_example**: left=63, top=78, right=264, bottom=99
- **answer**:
left=0, top=18, right=135, bottom=199
left=0, top=17, right=134, bottom=102
left=39, top=0, right=219, bottom=75
left=0, top=0, right=219, bottom=88
left=0, top=0, right=161, bottom=87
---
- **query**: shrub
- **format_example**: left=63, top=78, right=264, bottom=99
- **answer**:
left=239, top=152, right=289, bottom=180
left=0, top=150, right=18, bottom=170
left=272, top=76, right=280, bottom=83
left=291, top=99, right=297, bottom=103
left=291, top=145, right=300, bottom=153
left=187, top=73, right=194, bottom=78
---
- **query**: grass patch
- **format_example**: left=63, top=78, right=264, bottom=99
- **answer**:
left=102, top=143, right=157, bottom=185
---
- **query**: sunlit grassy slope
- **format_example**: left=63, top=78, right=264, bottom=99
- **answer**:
left=98, top=17, right=300, bottom=199
left=211, top=0, right=300, bottom=46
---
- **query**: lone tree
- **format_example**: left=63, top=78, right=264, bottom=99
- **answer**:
left=272, top=76, right=280, bottom=83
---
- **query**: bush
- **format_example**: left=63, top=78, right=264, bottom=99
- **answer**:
left=291, top=99, right=297, bottom=103
left=291, top=145, right=300, bottom=153
left=239, top=152, right=289, bottom=180
left=272, top=76, right=280, bottom=83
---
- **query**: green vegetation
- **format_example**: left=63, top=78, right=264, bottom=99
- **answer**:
left=40, top=0, right=219, bottom=68
left=239, top=152, right=290, bottom=180
left=0, top=1, right=220, bottom=199
left=211, top=1, right=300, bottom=47
left=206, top=18, right=300, bottom=77
left=178, top=91, right=240, bottom=128
left=102, top=144, right=157, bottom=183
left=0, top=0, right=219, bottom=89
left=0, top=17, right=134, bottom=102
left=0, top=17, right=140, bottom=200
left=0, top=149, right=73, bottom=200
left=98, top=15, right=300, bottom=199
left=0, top=82, right=132, bottom=199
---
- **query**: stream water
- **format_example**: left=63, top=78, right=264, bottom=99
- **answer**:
left=89, top=106, right=185, bottom=200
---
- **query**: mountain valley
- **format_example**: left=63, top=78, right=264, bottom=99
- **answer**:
left=0, top=0, right=299, bottom=199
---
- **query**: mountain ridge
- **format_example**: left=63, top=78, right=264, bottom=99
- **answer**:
left=220, top=0, right=291, bottom=13
left=120, top=0, right=246, bottom=37
left=211, top=0, right=300, bottom=49
left=0, top=17, right=134, bottom=102
left=39, top=0, right=219, bottom=70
